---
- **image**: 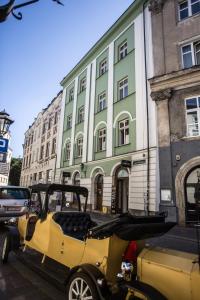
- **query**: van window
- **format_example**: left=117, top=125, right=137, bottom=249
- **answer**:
left=0, top=188, right=30, bottom=200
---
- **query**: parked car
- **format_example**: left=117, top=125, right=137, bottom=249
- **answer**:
left=1, top=183, right=200, bottom=300
left=0, top=185, right=30, bottom=223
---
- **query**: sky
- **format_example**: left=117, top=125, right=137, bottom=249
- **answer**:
left=0, top=0, right=133, bottom=157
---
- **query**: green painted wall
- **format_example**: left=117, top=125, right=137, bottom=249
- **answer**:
left=60, top=1, right=143, bottom=172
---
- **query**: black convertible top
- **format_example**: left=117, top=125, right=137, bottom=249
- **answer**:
left=88, top=213, right=176, bottom=241
left=30, top=183, right=88, bottom=197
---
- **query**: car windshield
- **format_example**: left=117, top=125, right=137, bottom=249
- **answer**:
left=48, top=191, right=81, bottom=212
left=0, top=188, right=30, bottom=200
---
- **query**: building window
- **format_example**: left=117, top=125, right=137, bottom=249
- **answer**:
left=65, top=142, right=71, bottom=160
left=54, top=111, right=58, bottom=125
left=46, top=169, right=52, bottom=183
left=38, top=171, right=43, bottom=181
left=42, top=122, right=48, bottom=135
left=179, top=0, right=200, bottom=20
left=119, top=119, right=129, bottom=145
left=52, top=138, right=56, bottom=154
left=80, top=77, right=86, bottom=92
left=78, top=106, right=84, bottom=123
left=40, top=145, right=44, bottom=160
left=77, top=137, right=83, bottom=157
left=98, top=92, right=106, bottom=112
left=99, top=58, right=107, bottom=76
left=98, top=128, right=106, bottom=151
left=48, top=117, right=53, bottom=130
left=182, top=41, right=200, bottom=68
left=67, top=114, right=72, bottom=129
left=185, top=96, right=200, bottom=136
left=69, top=88, right=74, bottom=102
left=118, top=77, right=128, bottom=100
left=119, top=41, right=128, bottom=60
left=45, top=142, right=50, bottom=158
left=33, top=173, right=37, bottom=182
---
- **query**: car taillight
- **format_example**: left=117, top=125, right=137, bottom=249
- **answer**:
left=123, top=241, right=137, bottom=263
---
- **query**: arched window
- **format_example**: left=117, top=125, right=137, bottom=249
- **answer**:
left=118, top=118, right=129, bottom=146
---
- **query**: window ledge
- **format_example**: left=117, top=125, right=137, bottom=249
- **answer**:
left=95, top=107, right=107, bottom=115
left=181, top=135, right=200, bottom=141
left=114, top=49, right=134, bottom=66
left=96, top=70, right=108, bottom=80
left=178, top=12, right=200, bottom=24
left=115, top=92, right=135, bottom=103
left=115, top=143, right=131, bottom=148
left=78, top=89, right=86, bottom=95
left=95, top=150, right=106, bottom=154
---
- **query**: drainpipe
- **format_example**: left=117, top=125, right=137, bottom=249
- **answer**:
left=143, top=0, right=150, bottom=215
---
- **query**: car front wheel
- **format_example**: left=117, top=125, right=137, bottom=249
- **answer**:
left=1, top=233, right=11, bottom=264
left=67, top=272, right=99, bottom=300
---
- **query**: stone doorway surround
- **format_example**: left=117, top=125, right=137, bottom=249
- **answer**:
left=175, top=156, right=200, bottom=225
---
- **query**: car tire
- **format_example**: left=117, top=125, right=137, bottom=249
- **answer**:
left=66, top=271, right=100, bottom=300
left=1, top=233, right=11, bottom=264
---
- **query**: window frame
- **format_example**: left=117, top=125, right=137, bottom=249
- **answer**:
left=98, top=128, right=106, bottom=152
left=69, top=87, right=74, bottom=102
left=98, top=92, right=106, bottom=112
left=80, top=77, right=86, bottom=93
left=181, top=40, right=200, bottom=68
left=99, top=58, right=108, bottom=76
left=51, top=138, right=56, bottom=154
left=118, top=40, right=128, bottom=61
left=76, top=137, right=83, bottom=158
left=65, top=142, right=71, bottom=161
left=45, top=141, right=50, bottom=158
left=178, top=0, right=200, bottom=21
left=78, top=106, right=84, bottom=123
left=118, top=118, right=130, bottom=146
left=185, top=96, right=200, bottom=137
left=118, top=77, right=128, bottom=101
left=67, top=114, right=72, bottom=129
left=40, top=145, right=44, bottom=160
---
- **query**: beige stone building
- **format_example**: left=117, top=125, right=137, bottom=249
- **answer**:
left=20, top=91, right=62, bottom=187
left=149, top=0, right=200, bottom=223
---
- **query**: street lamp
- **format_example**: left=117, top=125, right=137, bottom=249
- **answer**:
left=0, top=0, right=64, bottom=22
left=0, top=110, right=14, bottom=137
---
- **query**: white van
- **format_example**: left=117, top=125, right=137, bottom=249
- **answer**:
left=0, top=186, right=30, bottom=223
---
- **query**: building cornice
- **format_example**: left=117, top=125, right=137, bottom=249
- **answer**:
left=149, top=66, right=200, bottom=92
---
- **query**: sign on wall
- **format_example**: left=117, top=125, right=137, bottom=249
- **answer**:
left=0, top=138, right=8, bottom=153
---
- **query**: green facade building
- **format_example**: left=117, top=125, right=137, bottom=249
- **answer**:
left=56, top=0, right=158, bottom=215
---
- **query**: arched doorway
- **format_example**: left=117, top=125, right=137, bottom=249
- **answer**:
left=95, top=174, right=103, bottom=211
left=73, top=172, right=80, bottom=186
left=185, top=166, right=200, bottom=223
left=115, top=167, right=129, bottom=213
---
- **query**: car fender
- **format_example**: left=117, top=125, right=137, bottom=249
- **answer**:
left=5, top=226, right=20, bottom=251
left=67, top=263, right=110, bottom=300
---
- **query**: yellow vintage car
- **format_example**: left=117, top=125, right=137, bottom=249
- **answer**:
left=1, top=183, right=200, bottom=300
